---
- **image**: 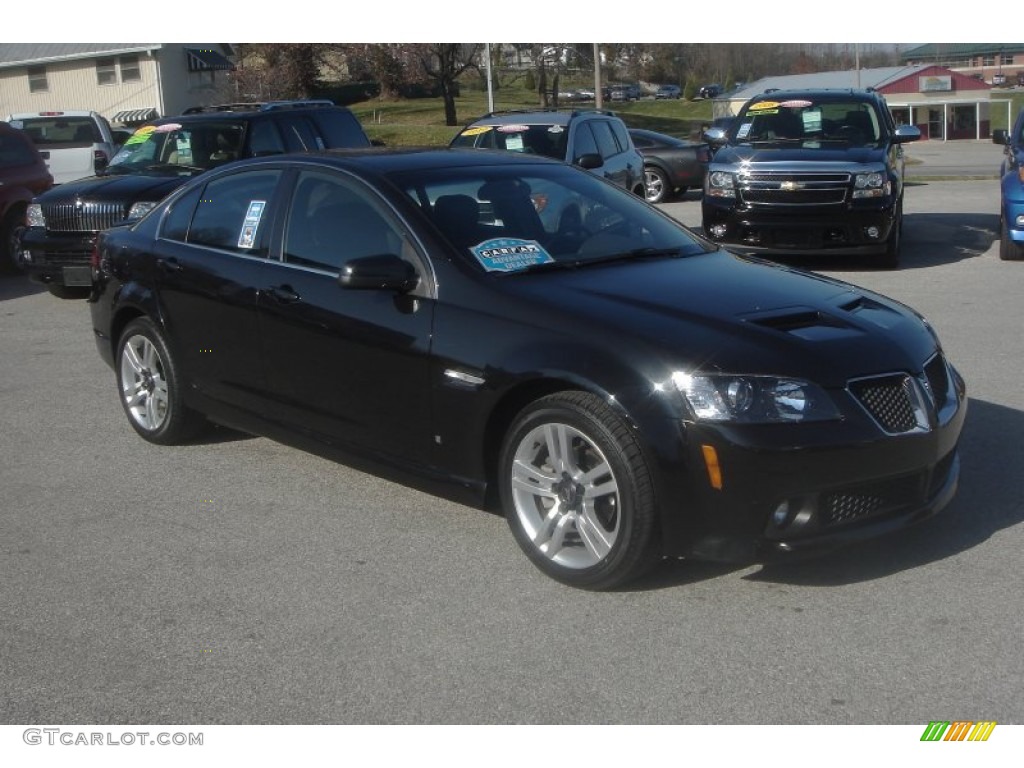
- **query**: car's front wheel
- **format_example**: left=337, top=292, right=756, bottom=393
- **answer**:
left=0, top=207, right=28, bottom=275
left=644, top=166, right=672, bottom=204
left=999, top=214, right=1024, bottom=260
left=499, top=391, right=660, bottom=589
left=116, top=318, right=205, bottom=444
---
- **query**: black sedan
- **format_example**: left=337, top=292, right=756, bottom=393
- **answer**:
left=629, top=128, right=711, bottom=204
left=88, top=148, right=966, bottom=590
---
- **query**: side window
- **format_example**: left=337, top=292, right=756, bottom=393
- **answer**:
left=161, top=185, right=203, bottom=242
left=608, top=120, right=631, bottom=153
left=571, top=122, right=599, bottom=160
left=283, top=170, right=406, bottom=273
left=186, top=169, right=282, bottom=255
left=248, top=119, right=286, bottom=157
left=591, top=121, right=622, bottom=160
left=275, top=115, right=323, bottom=152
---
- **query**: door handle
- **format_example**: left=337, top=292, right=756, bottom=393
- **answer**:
left=264, top=284, right=301, bottom=303
left=156, top=257, right=183, bottom=273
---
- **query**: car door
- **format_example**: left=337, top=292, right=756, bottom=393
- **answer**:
left=151, top=167, right=285, bottom=414
left=256, top=167, right=435, bottom=464
left=590, top=119, right=632, bottom=191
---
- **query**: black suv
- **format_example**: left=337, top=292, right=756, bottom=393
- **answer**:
left=701, top=88, right=921, bottom=268
left=450, top=109, right=646, bottom=198
left=22, top=100, right=372, bottom=298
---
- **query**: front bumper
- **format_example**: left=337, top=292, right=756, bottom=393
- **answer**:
left=655, top=367, right=967, bottom=563
left=21, top=227, right=97, bottom=287
left=701, top=202, right=898, bottom=255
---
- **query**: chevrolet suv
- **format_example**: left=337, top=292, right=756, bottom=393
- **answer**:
left=701, top=88, right=921, bottom=268
left=22, top=100, right=372, bottom=298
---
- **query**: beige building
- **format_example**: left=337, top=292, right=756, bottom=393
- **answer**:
left=0, top=43, right=235, bottom=124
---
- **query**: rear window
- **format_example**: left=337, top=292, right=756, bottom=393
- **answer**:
left=0, top=129, right=39, bottom=169
left=452, top=123, right=568, bottom=160
left=311, top=109, right=371, bottom=148
left=11, top=116, right=100, bottom=146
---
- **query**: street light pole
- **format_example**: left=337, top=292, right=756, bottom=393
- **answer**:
left=485, top=42, right=494, bottom=113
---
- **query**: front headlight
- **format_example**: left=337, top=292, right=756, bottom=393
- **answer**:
left=853, top=171, right=888, bottom=199
left=672, top=372, right=841, bottom=423
left=26, top=203, right=45, bottom=227
left=127, top=201, right=157, bottom=220
left=706, top=170, right=736, bottom=198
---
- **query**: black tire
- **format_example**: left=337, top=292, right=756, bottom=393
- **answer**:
left=878, top=201, right=902, bottom=269
left=0, top=206, right=28, bottom=275
left=643, top=166, right=672, bottom=204
left=115, top=317, right=206, bottom=445
left=499, top=391, right=660, bottom=590
left=999, top=215, right=1024, bottom=260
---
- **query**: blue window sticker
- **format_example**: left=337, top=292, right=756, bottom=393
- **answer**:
left=237, top=199, right=266, bottom=249
left=471, top=238, right=555, bottom=273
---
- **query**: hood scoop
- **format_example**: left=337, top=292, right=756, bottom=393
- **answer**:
left=744, top=306, right=856, bottom=341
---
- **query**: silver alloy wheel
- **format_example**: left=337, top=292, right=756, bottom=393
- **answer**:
left=509, top=422, right=621, bottom=569
left=644, top=167, right=667, bottom=203
left=119, top=334, right=169, bottom=431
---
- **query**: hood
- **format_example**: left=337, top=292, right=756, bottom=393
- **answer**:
left=712, top=143, right=887, bottom=169
left=33, top=173, right=190, bottom=204
left=501, top=250, right=936, bottom=385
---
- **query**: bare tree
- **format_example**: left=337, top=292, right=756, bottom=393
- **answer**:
left=415, top=44, right=481, bottom=125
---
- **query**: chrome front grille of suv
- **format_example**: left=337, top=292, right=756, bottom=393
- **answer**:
left=41, top=201, right=126, bottom=232
left=738, top=171, right=851, bottom=207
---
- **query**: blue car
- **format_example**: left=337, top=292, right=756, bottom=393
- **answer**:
left=994, top=111, right=1024, bottom=260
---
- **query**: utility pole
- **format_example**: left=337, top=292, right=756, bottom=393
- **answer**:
left=594, top=43, right=602, bottom=109
left=485, top=42, right=494, bottom=113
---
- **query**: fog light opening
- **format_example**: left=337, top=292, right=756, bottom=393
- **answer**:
left=709, top=223, right=728, bottom=239
left=864, top=225, right=882, bottom=240
left=770, top=497, right=815, bottom=531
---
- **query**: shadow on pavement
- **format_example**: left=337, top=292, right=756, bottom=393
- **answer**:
left=0, top=273, right=47, bottom=301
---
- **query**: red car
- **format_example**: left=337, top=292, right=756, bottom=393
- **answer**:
left=0, top=121, right=53, bottom=273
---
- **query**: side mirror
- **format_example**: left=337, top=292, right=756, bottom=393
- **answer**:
left=574, top=153, right=603, bottom=170
left=338, top=254, right=418, bottom=293
left=704, top=127, right=728, bottom=145
left=892, top=125, right=922, bottom=144
left=993, top=129, right=1008, bottom=146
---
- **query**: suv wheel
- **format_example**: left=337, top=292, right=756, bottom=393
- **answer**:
left=999, top=215, right=1024, bottom=260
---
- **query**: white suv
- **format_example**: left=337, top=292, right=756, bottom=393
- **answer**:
left=6, top=110, right=116, bottom=184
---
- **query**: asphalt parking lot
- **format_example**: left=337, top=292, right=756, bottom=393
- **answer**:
left=1, top=177, right=1022, bottom=727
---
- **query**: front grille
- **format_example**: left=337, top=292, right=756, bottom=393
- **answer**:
left=821, top=473, right=921, bottom=527
left=738, top=171, right=850, bottom=207
left=849, top=374, right=923, bottom=434
left=36, top=250, right=93, bottom=268
left=42, top=201, right=126, bottom=233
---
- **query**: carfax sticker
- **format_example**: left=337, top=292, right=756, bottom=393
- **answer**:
left=471, top=238, right=554, bottom=273
left=237, top=200, right=266, bottom=249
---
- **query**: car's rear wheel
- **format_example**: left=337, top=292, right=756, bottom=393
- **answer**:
left=499, top=391, right=660, bottom=589
left=116, top=317, right=205, bottom=445
left=999, top=215, right=1024, bottom=260
left=0, top=207, right=28, bottom=275
left=644, top=166, right=671, bottom=204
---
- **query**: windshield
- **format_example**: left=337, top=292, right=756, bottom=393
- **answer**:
left=10, top=116, right=100, bottom=146
left=451, top=123, right=568, bottom=161
left=732, top=99, right=883, bottom=146
left=106, top=120, right=246, bottom=176
left=392, top=163, right=711, bottom=273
